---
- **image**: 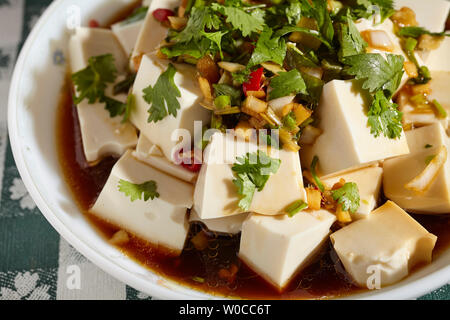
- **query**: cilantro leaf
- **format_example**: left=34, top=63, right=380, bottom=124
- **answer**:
left=72, top=54, right=117, bottom=104
left=269, top=69, right=307, bottom=100
left=285, top=2, right=302, bottom=25
left=353, top=0, right=395, bottom=22
left=176, top=7, right=221, bottom=43
left=161, top=38, right=212, bottom=59
left=343, top=53, right=404, bottom=96
left=113, top=73, right=137, bottom=95
left=367, top=90, right=403, bottom=139
left=232, top=151, right=281, bottom=210
left=118, top=179, right=160, bottom=202
left=211, top=3, right=265, bottom=37
left=248, top=27, right=287, bottom=68
left=310, top=0, right=334, bottom=43
left=103, top=96, right=126, bottom=118
left=142, top=63, right=181, bottom=123
left=331, top=182, right=360, bottom=213
left=338, top=12, right=368, bottom=61
left=232, top=69, right=251, bottom=84
left=233, top=173, right=256, bottom=211
left=398, top=26, right=450, bottom=38
left=201, top=30, right=228, bottom=59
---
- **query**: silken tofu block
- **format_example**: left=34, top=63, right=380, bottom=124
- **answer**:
left=90, top=150, right=193, bottom=253
left=131, top=55, right=211, bottom=162
left=112, top=19, right=145, bottom=56
left=69, top=27, right=128, bottom=74
left=131, top=0, right=178, bottom=68
left=383, top=123, right=450, bottom=213
left=193, top=132, right=307, bottom=219
left=331, top=201, right=437, bottom=288
left=428, top=71, right=450, bottom=117
left=394, top=0, right=450, bottom=33
left=239, top=210, right=336, bottom=290
left=322, top=166, right=383, bottom=219
left=77, top=81, right=138, bottom=163
left=419, top=37, right=450, bottom=72
left=133, top=134, right=198, bottom=183
left=69, top=29, right=138, bottom=163
left=300, top=80, right=409, bottom=176
left=189, top=209, right=248, bottom=234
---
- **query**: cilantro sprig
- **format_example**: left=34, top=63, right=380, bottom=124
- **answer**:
left=142, top=63, right=181, bottom=123
left=331, top=182, right=360, bottom=213
left=232, top=151, right=281, bottom=211
left=269, top=69, right=307, bottom=100
left=398, top=26, right=450, bottom=39
left=343, top=53, right=404, bottom=96
left=118, top=179, right=160, bottom=202
left=367, top=90, right=403, bottom=139
left=72, top=54, right=132, bottom=122
left=72, top=54, right=117, bottom=105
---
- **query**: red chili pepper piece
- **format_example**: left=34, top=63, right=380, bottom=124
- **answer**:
left=176, top=150, right=202, bottom=172
left=152, top=8, right=175, bottom=22
left=88, top=19, right=100, bottom=28
left=242, top=67, right=264, bottom=96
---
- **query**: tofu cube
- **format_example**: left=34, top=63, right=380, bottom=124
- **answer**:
left=331, top=201, right=437, bottom=287
left=90, top=150, right=193, bottom=253
left=193, top=132, right=307, bottom=219
left=112, top=19, right=145, bottom=57
left=300, top=80, right=409, bottom=176
left=189, top=209, right=248, bottom=234
left=131, top=55, right=211, bottom=162
left=69, top=27, right=128, bottom=74
left=419, top=37, right=450, bottom=72
left=133, top=134, right=198, bottom=183
left=131, top=0, right=179, bottom=68
left=383, top=123, right=450, bottom=214
left=322, top=166, right=383, bottom=219
left=239, top=210, right=336, bottom=290
left=394, top=0, right=450, bottom=33
left=69, top=28, right=138, bottom=163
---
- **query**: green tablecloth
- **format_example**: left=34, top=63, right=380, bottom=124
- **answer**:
left=0, top=0, right=448, bottom=300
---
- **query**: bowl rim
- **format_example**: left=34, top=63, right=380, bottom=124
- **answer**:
left=7, top=0, right=450, bottom=300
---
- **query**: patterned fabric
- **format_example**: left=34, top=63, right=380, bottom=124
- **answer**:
left=0, top=0, right=447, bottom=300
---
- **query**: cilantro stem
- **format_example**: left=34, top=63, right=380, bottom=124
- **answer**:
left=310, top=156, right=325, bottom=192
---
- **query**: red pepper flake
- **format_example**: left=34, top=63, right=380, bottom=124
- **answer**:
left=88, top=19, right=100, bottom=28
left=243, top=67, right=264, bottom=96
left=177, top=150, right=202, bottom=173
left=152, top=8, right=175, bottom=22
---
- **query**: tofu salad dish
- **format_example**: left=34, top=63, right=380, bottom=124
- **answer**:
left=58, top=0, right=450, bottom=299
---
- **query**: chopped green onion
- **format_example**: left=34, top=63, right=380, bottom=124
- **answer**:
left=404, top=37, right=417, bottom=51
left=282, top=112, right=297, bottom=131
left=285, top=200, right=308, bottom=217
left=432, top=99, right=447, bottom=118
left=214, top=95, right=231, bottom=109
left=311, top=156, right=325, bottom=192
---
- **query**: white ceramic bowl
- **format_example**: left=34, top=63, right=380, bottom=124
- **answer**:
left=8, top=0, right=450, bottom=300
